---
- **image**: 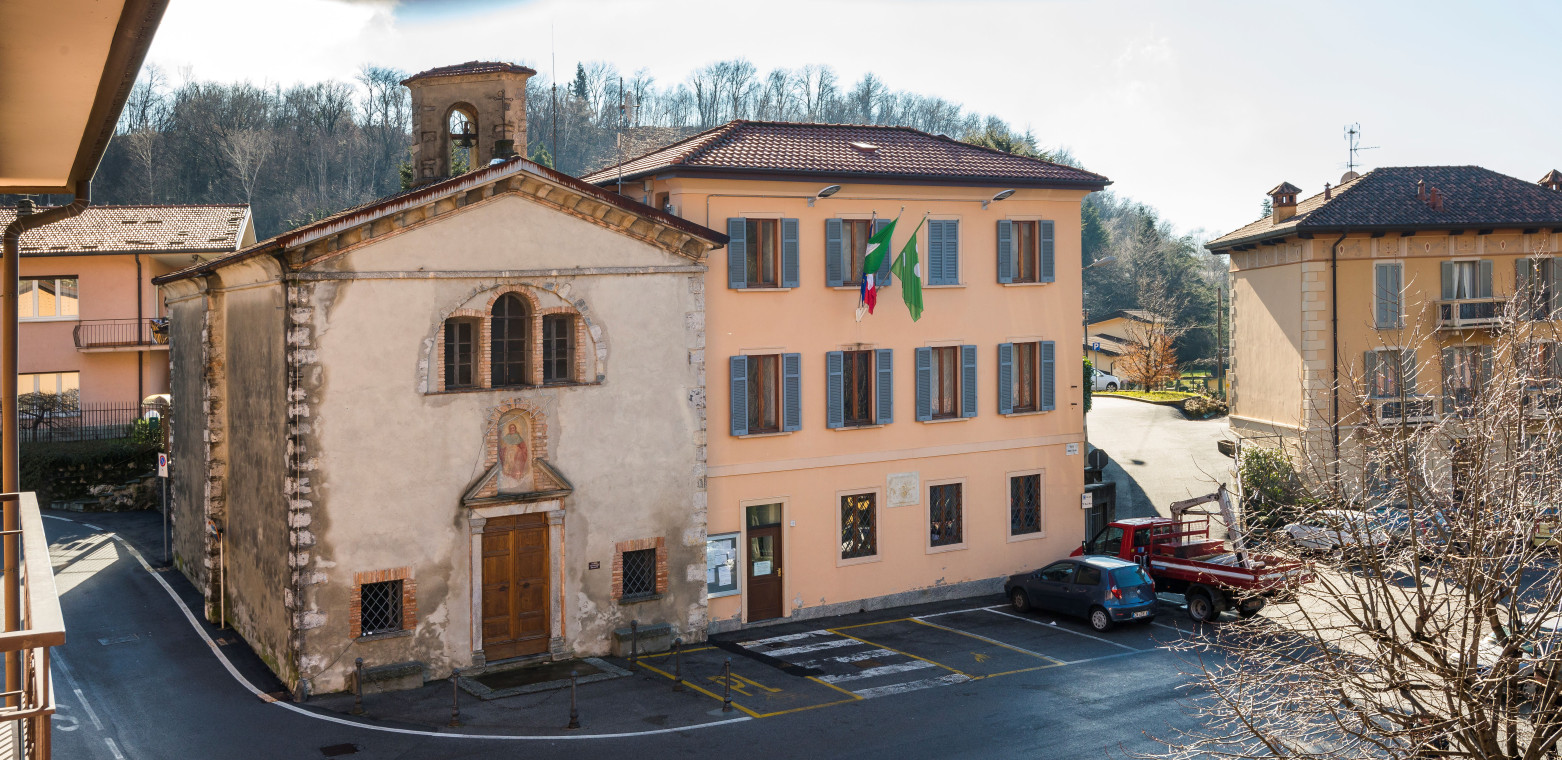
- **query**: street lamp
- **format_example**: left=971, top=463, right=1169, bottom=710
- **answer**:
left=1082, top=256, right=1118, bottom=372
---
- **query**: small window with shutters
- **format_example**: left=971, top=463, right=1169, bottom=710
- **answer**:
left=828, top=349, right=892, bottom=428
left=1014, top=221, right=1040, bottom=283
left=844, top=220, right=874, bottom=285
left=917, top=345, right=976, bottom=420
left=443, top=318, right=478, bottom=389
left=926, top=220, right=960, bottom=286
left=728, top=218, right=799, bottom=289
left=999, top=341, right=1055, bottom=414
left=746, top=220, right=780, bottom=288
left=997, top=220, right=1053, bottom=284
left=929, top=346, right=960, bottom=419
left=730, top=353, right=802, bottom=436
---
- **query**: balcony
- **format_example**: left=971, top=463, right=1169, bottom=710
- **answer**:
left=1524, top=387, right=1562, bottom=419
left=1367, top=397, right=1437, bottom=424
left=1437, top=298, right=1505, bottom=330
left=0, top=493, right=66, bottom=759
left=72, top=318, right=167, bottom=352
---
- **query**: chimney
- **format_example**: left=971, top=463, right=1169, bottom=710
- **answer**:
left=1540, top=170, right=1562, bottom=191
left=1267, top=182, right=1301, bottom=224
left=1323, top=182, right=1332, bottom=201
left=402, top=61, right=536, bottom=184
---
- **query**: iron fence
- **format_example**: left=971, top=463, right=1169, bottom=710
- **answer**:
left=15, top=402, right=158, bottom=444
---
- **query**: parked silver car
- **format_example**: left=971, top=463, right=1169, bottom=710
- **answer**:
left=1093, top=370, right=1121, bottom=392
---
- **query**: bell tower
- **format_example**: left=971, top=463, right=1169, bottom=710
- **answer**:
left=402, top=61, right=536, bottom=185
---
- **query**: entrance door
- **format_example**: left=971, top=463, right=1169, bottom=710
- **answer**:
left=745, top=504, right=784, bottom=621
left=482, top=513, right=550, bottom=660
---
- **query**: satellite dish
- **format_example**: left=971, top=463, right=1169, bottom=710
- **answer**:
left=1341, top=171, right=1361, bottom=183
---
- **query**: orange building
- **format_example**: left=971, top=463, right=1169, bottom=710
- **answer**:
left=588, top=122, right=1110, bottom=629
left=2, top=204, right=254, bottom=412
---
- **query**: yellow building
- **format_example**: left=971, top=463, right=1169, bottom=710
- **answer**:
left=1207, top=166, right=1562, bottom=482
left=1085, top=310, right=1155, bottom=378
left=587, top=122, right=1110, bottom=628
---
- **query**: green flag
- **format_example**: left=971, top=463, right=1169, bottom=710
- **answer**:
left=861, top=215, right=897, bottom=278
left=890, top=217, right=926, bottom=321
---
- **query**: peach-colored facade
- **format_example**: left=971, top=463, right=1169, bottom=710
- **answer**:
left=639, top=176, right=1091, bottom=628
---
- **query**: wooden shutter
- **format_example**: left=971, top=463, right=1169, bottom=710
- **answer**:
left=874, top=218, right=893, bottom=287
left=996, top=220, right=1014, bottom=284
left=727, top=218, right=747, bottom=289
left=927, top=222, right=945, bottom=286
left=997, top=342, right=1014, bottom=414
left=960, top=344, right=978, bottom=418
left=826, top=351, right=845, bottom=429
left=1040, top=220, right=1055, bottom=283
left=915, top=347, right=932, bottom=422
left=783, top=353, right=802, bottom=432
left=876, top=348, right=893, bottom=424
left=825, top=219, right=844, bottom=287
left=781, top=218, right=800, bottom=288
left=1440, top=261, right=1455, bottom=300
left=730, top=355, right=748, bottom=436
left=1041, top=341, right=1056, bottom=411
left=1477, top=259, right=1494, bottom=299
left=1363, top=351, right=1379, bottom=397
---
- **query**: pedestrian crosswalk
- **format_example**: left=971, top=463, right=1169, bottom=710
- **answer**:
left=734, top=629, right=973, bottom=699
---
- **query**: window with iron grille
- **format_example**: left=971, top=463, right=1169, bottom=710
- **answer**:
left=542, top=314, right=574, bottom=384
left=1010, top=474, right=1042, bottom=535
left=840, top=492, right=877, bottom=559
left=929, top=484, right=963, bottom=547
left=842, top=350, right=874, bottom=426
left=444, top=319, right=476, bottom=388
left=491, top=293, right=529, bottom=387
left=359, top=580, right=403, bottom=636
left=621, top=548, right=656, bottom=598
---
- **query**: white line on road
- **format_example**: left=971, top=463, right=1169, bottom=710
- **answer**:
left=818, top=660, right=935, bottom=684
left=912, top=606, right=1005, bottom=619
left=53, top=654, right=103, bottom=731
left=852, top=673, right=972, bottom=699
left=798, top=648, right=897, bottom=667
left=761, top=638, right=863, bottom=658
left=735, top=630, right=828, bottom=647
left=982, top=608, right=1140, bottom=653
left=911, top=614, right=1061, bottom=663
left=104, top=738, right=126, bottom=760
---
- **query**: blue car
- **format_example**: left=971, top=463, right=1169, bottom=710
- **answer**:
left=1004, top=556, right=1157, bottom=631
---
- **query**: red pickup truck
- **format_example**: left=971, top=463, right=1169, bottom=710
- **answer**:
left=1072, top=486, right=1311, bottom=622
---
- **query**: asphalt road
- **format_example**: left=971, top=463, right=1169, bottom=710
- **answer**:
left=47, top=508, right=1224, bottom=760
left=1087, top=397, right=1235, bottom=520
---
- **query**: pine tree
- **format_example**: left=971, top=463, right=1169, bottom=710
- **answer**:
left=571, top=63, right=589, bottom=101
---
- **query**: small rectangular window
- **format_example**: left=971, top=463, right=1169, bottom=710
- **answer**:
left=1074, top=566, right=1102, bottom=586
left=18, top=277, right=78, bottom=320
left=1013, top=342, right=1039, bottom=412
left=1368, top=349, right=1403, bottom=398
left=1010, top=474, right=1042, bottom=535
left=444, top=320, right=475, bottom=388
left=840, top=492, right=877, bottom=559
left=746, top=354, right=781, bottom=434
left=621, top=548, right=657, bottom=598
left=842, top=350, right=874, bottom=426
left=1014, top=221, right=1039, bottom=283
left=929, top=346, right=960, bottom=419
left=359, top=580, right=404, bottom=636
left=843, top=220, right=873, bottom=285
left=745, top=219, right=780, bottom=288
left=542, top=314, right=574, bottom=384
left=929, top=484, right=963, bottom=547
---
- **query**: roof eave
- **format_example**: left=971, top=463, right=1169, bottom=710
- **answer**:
left=1207, top=220, right=1562, bottom=252
left=589, top=165, right=1110, bottom=191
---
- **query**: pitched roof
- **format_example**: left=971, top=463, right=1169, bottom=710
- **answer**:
left=402, top=61, right=535, bottom=84
left=580, top=120, right=1110, bottom=189
left=1085, top=334, right=1130, bottom=356
left=1090, top=309, right=1158, bottom=326
left=0, top=204, right=249, bottom=254
left=1208, top=166, right=1562, bottom=250
left=1268, top=182, right=1301, bottom=195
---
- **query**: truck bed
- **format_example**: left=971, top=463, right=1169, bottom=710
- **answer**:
left=1147, top=551, right=1307, bottom=591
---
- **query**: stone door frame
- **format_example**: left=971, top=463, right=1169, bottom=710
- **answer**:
left=468, top=499, right=566, bottom=667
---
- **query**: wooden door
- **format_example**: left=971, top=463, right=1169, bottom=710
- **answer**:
left=746, top=525, right=782, bottom=621
left=482, top=513, right=550, bottom=660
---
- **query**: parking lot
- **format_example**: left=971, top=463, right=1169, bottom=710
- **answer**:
left=637, top=595, right=1192, bottom=719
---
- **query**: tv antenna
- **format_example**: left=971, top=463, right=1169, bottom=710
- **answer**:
left=1344, top=123, right=1378, bottom=174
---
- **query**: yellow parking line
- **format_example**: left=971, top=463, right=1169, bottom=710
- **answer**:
left=911, top=617, right=1065, bottom=665
left=831, top=617, right=911, bottom=631
left=751, top=697, right=862, bottom=718
left=635, top=660, right=763, bottom=718
left=638, top=646, right=715, bottom=659
left=824, top=627, right=976, bottom=680
left=809, top=675, right=867, bottom=700
left=982, top=664, right=1062, bottom=679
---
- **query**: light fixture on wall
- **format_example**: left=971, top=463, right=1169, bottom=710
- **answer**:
left=983, top=188, right=1017, bottom=210
left=809, top=184, right=843, bottom=206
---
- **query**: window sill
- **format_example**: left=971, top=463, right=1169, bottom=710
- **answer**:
left=1001, top=281, right=1051, bottom=287
left=920, top=416, right=970, bottom=424
left=1007, top=530, right=1047, bottom=543
left=429, top=381, right=603, bottom=396
left=617, top=592, right=664, bottom=605
left=831, top=423, right=885, bottom=431
left=735, top=430, right=793, bottom=439
left=1003, top=409, right=1049, bottom=417
left=837, top=554, right=881, bottom=568
left=734, top=287, right=794, bottom=292
left=355, top=629, right=414, bottom=642
left=19, top=317, right=79, bottom=323
left=927, top=542, right=967, bottom=555
left=923, top=283, right=965, bottom=289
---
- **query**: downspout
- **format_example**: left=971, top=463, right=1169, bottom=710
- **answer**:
left=1, top=180, right=89, bottom=709
left=1330, top=232, right=1346, bottom=472
left=136, top=252, right=144, bottom=403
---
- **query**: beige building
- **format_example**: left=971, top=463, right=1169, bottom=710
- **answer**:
left=155, top=62, right=726, bottom=695
left=1085, top=310, right=1155, bottom=378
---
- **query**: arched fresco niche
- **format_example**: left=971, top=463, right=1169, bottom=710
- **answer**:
left=497, top=409, right=534, bottom=493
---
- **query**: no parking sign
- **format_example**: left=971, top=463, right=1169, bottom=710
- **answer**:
left=157, top=453, right=168, bottom=478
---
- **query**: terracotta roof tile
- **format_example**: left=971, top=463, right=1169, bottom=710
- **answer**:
left=581, top=120, right=1110, bottom=189
left=0, top=204, right=249, bottom=254
left=402, top=61, right=536, bottom=84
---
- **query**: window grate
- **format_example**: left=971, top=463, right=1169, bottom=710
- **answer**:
left=929, top=484, right=963, bottom=547
left=622, top=549, right=656, bottom=597
left=359, top=580, right=403, bottom=636
left=840, top=493, right=877, bottom=559
left=1010, top=474, right=1042, bottom=535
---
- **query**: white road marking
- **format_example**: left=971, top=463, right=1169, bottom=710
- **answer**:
left=911, top=615, right=1058, bottom=662
left=83, top=524, right=103, bottom=531
left=761, top=638, right=862, bottom=658
left=797, top=648, right=896, bottom=667
left=104, top=737, right=126, bottom=760
left=982, top=608, right=1139, bottom=653
left=735, top=630, right=829, bottom=647
left=54, top=654, right=103, bottom=731
left=818, top=660, right=935, bottom=684
left=852, top=673, right=972, bottom=699
left=912, top=606, right=1004, bottom=619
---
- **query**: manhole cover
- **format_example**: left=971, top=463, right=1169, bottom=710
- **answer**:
left=320, top=743, right=359, bottom=757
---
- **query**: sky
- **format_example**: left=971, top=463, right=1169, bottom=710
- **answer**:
left=143, top=0, right=1562, bottom=239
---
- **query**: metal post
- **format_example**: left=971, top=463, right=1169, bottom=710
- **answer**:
left=448, top=668, right=461, bottom=727
left=1217, top=285, right=1227, bottom=399
left=628, top=619, right=639, bottom=670
left=566, top=670, right=580, bottom=730
left=351, top=658, right=365, bottom=715
left=722, top=658, right=733, bottom=712
left=672, top=637, right=684, bottom=692
left=161, top=473, right=169, bottom=564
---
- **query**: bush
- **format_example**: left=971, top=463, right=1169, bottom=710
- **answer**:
left=21, top=439, right=159, bottom=507
left=1238, top=446, right=1307, bottom=531
left=1083, top=358, right=1094, bottom=414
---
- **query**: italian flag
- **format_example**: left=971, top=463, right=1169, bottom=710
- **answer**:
left=859, top=214, right=898, bottom=314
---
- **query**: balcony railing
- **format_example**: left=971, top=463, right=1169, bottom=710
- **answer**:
left=0, top=493, right=66, bottom=759
left=1368, top=397, right=1437, bottom=424
left=1437, top=298, right=1505, bottom=330
left=72, top=318, right=166, bottom=351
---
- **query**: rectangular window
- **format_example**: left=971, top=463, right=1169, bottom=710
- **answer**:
left=1375, top=262, right=1402, bottom=328
left=542, top=314, right=574, bottom=384
left=842, top=350, right=874, bottom=426
left=745, top=219, right=779, bottom=288
left=18, top=372, right=80, bottom=403
left=444, top=320, right=475, bottom=388
left=1444, top=346, right=1483, bottom=414
left=359, top=580, right=404, bottom=636
left=929, top=484, right=963, bottom=547
left=1014, top=221, right=1039, bottom=283
left=1519, top=258, right=1557, bottom=320
left=929, top=346, right=960, bottom=419
left=747, top=354, right=781, bottom=434
left=18, top=277, right=78, bottom=320
left=840, top=492, right=877, bottom=560
left=1013, top=342, right=1039, bottom=412
left=1368, top=349, right=1403, bottom=398
left=843, top=220, right=873, bottom=285
left=1010, top=474, right=1042, bottom=535
left=621, top=548, right=657, bottom=598
left=706, top=533, right=740, bottom=598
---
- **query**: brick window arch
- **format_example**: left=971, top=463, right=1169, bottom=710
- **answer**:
left=491, top=293, right=530, bottom=387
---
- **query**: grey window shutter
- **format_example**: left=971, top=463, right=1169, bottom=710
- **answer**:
left=730, top=355, right=748, bottom=436
left=997, top=342, right=1014, bottom=414
left=1478, top=259, right=1494, bottom=299
left=1402, top=349, right=1417, bottom=396
left=1552, top=342, right=1562, bottom=379
left=727, top=218, right=747, bottom=289
left=874, top=218, right=893, bottom=286
left=1518, top=260, right=1534, bottom=319
left=825, top=219, right=844, bottom=287
left=1042, top=341, right=1056, bottom=411
left=781, top=218, right=800, bottom=288
left=1376, top=264, right=1401, bottom=328
left=942, top=221, right=960, bottom=285
left=826, top=351, right=844, bottom=429
left=876, top=348, right=893, bottom=424
left=783, top=353, right=802, bottom=432
left=915, top=347, right=932, bottom=421
left=1441, top=348, right=1456, bottom=413
left=1363, top=351, right=1379, bottom=396
left=960, top=344, right=978, bottom=418
left=996, top=220, right=1014, bottom=284
left=1481, top=345, right=1493, bottom=388
left=927, top=221, right=946, bottom=285
left=1440, top=261, right=1455, bottom=300
left=1374, top=265, right=1390, bottom=327
left=1549, top=258, right=1562, bottom=318
left=1040, top=220, right=1055, bottom=283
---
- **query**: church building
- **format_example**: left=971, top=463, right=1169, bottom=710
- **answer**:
left=154, top=61, right=726, bottom=695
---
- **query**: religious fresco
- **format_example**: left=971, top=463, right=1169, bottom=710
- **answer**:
left=497, top=411, right=534, bottom=493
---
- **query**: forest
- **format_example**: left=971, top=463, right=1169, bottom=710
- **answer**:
left=41, top=58, right=1230, bottom=371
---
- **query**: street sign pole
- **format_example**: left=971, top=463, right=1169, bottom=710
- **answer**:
left=158, top=453, right=169, bottom=564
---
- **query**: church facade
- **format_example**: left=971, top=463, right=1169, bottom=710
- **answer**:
left=154, top=62, right=726, bottom=695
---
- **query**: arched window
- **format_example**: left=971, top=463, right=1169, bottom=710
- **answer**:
left=444, top=318, right=478, bottom=389
left=491, top=294, right=530, bottom=386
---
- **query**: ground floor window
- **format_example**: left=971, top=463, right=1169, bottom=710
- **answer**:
left=621, top=549, right=656, bottom=598
left=929, top=483, right=964, bottom=547
left=840, top=492, right=877, bottom=559
left=351, top=567, right=415, bottom=639
left=1010, top=473, right=1042, bottom=535
left=614, top=537, right=667, bottom=600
